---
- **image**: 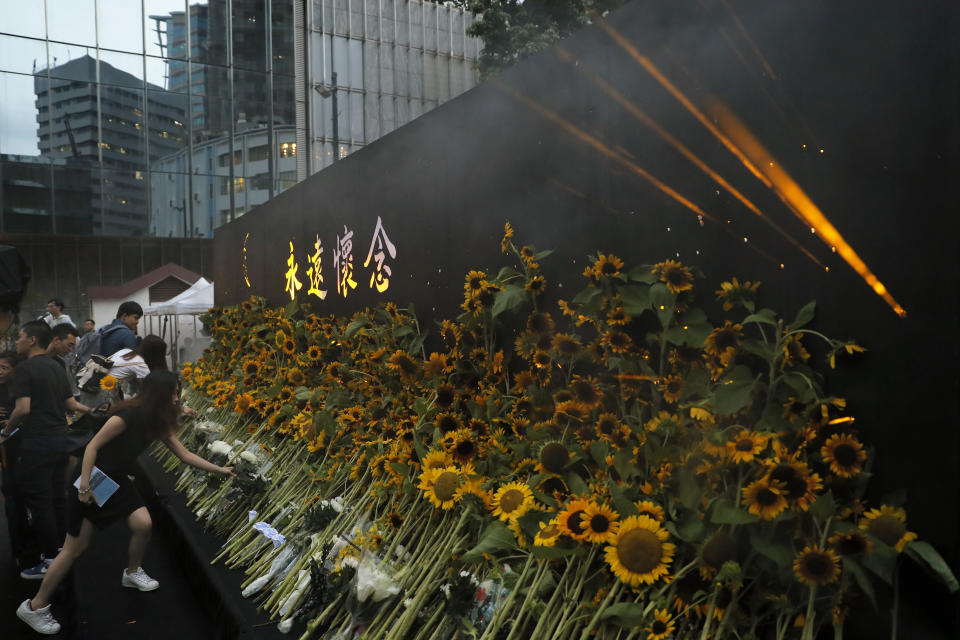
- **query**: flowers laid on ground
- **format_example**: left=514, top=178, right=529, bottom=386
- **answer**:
left=161, top=223, right=957, bottom=640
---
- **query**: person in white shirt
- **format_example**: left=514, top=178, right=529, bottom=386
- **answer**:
left=41, top=299, right=74, bottom=329
left=81, top=335, right=168, bottom=410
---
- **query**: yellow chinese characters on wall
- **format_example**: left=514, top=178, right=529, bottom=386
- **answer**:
left=280, top=216, right=397, bottom=303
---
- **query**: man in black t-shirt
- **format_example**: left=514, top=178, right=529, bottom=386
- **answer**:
left=0, top=321, right=92, bottom=579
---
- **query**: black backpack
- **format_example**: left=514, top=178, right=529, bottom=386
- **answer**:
left=72, top=323, right=124, bottom=374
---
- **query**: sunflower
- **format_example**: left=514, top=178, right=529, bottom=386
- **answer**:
left=387, top=349, right=421, bottom=381
left=652, top=259, right=694, bottom=293
left=445, top=429, right=480, bottom=464
left=715, top=277, right=761, bottom=311
left=700, top=531, right=738, bottom=570
left=551, top=333, right=582, bottom=357
left=512, top=370, right=536, bottom=393
left=100, top=375, right=118, bottom=391
left=592, top=253, right=624, bottom=278
left=418, top=466, right=462, bottom=510
left=742, top=477, right=788, bottom=520
left=452, top=477, right=489, bottom=507
left=607, top=306, right=631, bottom=326
left=464, top=270, right=486, bottom=295
left=234, top=393, right=254, bottom=413
left=274, top=331, right=288, bottom=350
left=557, top=498, right=590, bottom=540
left=859, top=505, right=918, bottom=552
left=660, top=375, right=684, bottom=403
left=439, top=320, right=460, bottom=348
left=829, top=529, right=872, bottom=556
left=424, top=352, right=453, bottom=377
left=646, top=609, right=676, bottom=640
left=278, top=387, right=294, bottom=403
left=537, top=441, right=570, bottom=474
left=605, top=515, right=676, bottom=586
left=532, top=350, right=552, bottom=369
left=306, top=345, right=322, bottom=361
left=581, top=502, right=620, bottom=544
left=435, top=383, right=457, bottom=409
left=501, top=221, right=514, bottom=253
left=821, top=433, right=866, bottom=477
left=534, top=520, right=563, bottom=547
left=435, top=412, right=463, bottom=434
left=287, top=367, right=307, bottom=386
left=704, top=321, right=743, bottom=365
left=490, top=482, right=535, bottom=522
left=526, top=311, right=555, bottom=335
left=461, top=297, right=483, bottom=316
left=727, top=430, right=769, bottom=464
left=554, top=400, right=590, bottom=424
left=633, top=500, right=665, bottom=522
left=282, top=337, right=297, bottom=355
left=387, top=511, right=405, bottom=529
left=421, top=449, right=454, bottom=471
left=243, top=359, right=261, bottom=377
left=601, top=329, right=632, bottom=354
left=781, top=333, right=811, bottom=368
left=766, top=460, right=822, bottom=511
left=793, top=545, right=840, bottom=585
left=526, top=275, right=546, bottom=296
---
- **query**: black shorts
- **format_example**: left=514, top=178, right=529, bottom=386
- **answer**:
left=66, top=465, right=145, bottom=537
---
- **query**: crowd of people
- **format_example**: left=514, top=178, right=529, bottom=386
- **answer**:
left=0, top=300, right=235, bottom=635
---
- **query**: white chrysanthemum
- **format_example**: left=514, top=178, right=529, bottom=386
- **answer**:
left=208, top=440, right=233, bottom=456
left=239, top=451, right=259, bottom=464
left=355, top=558, right=400, bottom=603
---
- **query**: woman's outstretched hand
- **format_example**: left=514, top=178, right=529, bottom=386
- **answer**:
left=220, top=466, right=237, bottom=479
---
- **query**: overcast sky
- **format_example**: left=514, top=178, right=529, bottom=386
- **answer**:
left=0, top=0, right=191, bottom=156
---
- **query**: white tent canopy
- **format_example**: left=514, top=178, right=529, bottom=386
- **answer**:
left=144, top=278, right=213, bottom=315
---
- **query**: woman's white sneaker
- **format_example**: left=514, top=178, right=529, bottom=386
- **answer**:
left=121, top=567, right=159, bottom=591
left=16, top=599, right=61, bottom=635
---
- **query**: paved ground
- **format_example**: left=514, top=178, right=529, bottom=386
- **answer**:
left=0, top=463, right=214, bottom=639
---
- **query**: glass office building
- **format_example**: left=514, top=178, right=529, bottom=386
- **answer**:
left=0, top=0, right=479, bottom=238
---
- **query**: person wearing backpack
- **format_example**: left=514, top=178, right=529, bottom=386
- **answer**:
left=98, top=301, right=142, bottom=358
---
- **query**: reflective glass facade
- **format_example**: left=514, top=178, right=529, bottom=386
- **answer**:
left=0, top=0, right=480, bottom=237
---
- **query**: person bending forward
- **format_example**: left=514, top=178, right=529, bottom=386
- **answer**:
left=16, top=370, right=235, bottom=635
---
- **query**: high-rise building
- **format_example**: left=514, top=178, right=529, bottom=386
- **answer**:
left=34, top=55, right=187, bottom=235
left=0, top=154, right=94, bottom=235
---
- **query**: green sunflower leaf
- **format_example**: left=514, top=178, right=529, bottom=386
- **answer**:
left=573, top=287, right=603, bottom=305
left=613, top=450, right=635, bottom=482
left=492, top=284, right=527, bottom=318
left=598, top=601, right=647, bottom=627
left=589, top=440, right=609, bottom=467
left=710, top=500, right=759, bottom=525
left=788, top=301, right=816, bottom=331
left=388, top=462, right=410, bottom=476
left=742, top=308, right=778, bottom=325
left=283, top=299, right=299, bottom=319
left=610, top=485, right=637, bottom=518
left=905, top=541, right=960, bottom=593
left=496, top=266, right=522, bottom=282
left=742, top=338, right=777, bottom=360
left=344, top=317, right=368, bottom=339
left=628, top=265, right=658, bottom=284
left=843, top=558, right=877, bottom=609
left=749, top=528, right=792, bottom=570
left=712, top=366, right=759, bottom=415
left=533, top=249, right=554, bottom=261
left=649, top=283, right=677, bottom=328
left=460, top=521, right=516, bottom=562
left=861, top=537, right=897, bottom=584
left=809, top=491, right=836, bottom=522
left=618, top=285, right=650, bottom=316
left=565, top=472, right=589, bottom=496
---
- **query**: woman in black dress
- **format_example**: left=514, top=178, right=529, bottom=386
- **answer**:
left=16, top=370, right=235, bottom=635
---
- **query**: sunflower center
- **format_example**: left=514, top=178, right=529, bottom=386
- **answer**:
left=433, top=472, right=460, bottom=501
left=770, top=466, right=805, bottom=500
left=833, top=444, right=857, bottom=466
left=590, top=514, right=611, bottom=533
left=735, top=439, right=754, bottom=452
left=540, top=443, right=569, bottom=473
left=702, top=533, right=737, bottom=568
left=499, top=489, right=524, bottom=513
left=715, top=331, right=739, bottom=351
left=456, top=441, right=475, bottom=456
left=600, top=261, right=618, bottom=275
left=651, top=621, right=667, bottom=634
left=802, top=554, right=832, bottom=578
left=617, top=528, right=663, bottom=574
left=756, top=488, right=779, bottom=506
left=566, top=510, right=587, bottom=535
left=867, top=516, right=906, bottom=547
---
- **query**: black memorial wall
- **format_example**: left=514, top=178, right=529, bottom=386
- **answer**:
left=215, top=0, right=958, bottom=634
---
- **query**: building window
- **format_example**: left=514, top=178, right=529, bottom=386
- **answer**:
left=249, top=144, right=269, bottom=161
left=279, top=142, right=296, bottom=157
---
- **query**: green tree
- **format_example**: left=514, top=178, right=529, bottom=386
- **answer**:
left=462, top=0, right=628, bottom=77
